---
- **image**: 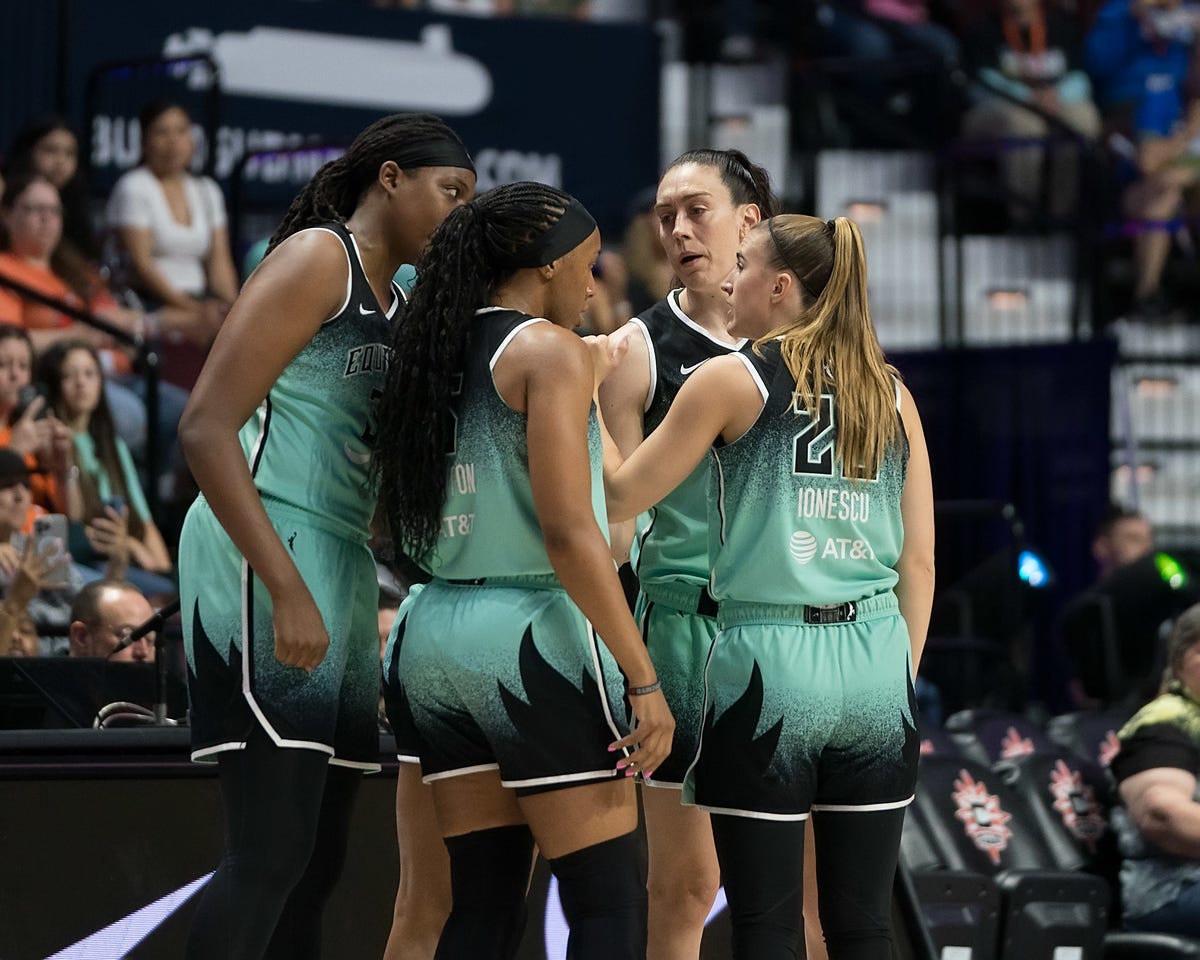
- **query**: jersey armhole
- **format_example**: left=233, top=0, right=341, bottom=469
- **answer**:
left=304, top=226, right=353, bottom=324
left=716, top=353, right=770, bottom=448
left=489, top=317, right=552, bottom=408
left=628, top=317, right=656, bottom=414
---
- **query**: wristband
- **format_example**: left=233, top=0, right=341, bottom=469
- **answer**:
left=627, top=679, right=661, bottom=697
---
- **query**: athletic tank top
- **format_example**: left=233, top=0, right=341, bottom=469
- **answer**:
left=420, top=308, right=607, bottom=580
left=238, top=222, right=397, bottom=542
left=709, top=341, right=908, bottom=605
left=632, top=288, right=745, bottom=588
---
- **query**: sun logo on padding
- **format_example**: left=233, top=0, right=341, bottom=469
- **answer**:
left=1048, top=760, right=1106, bottom=852
left=1098, top=730, right=1121, bottom=767
left=999, top=726, right=1035, bottom=760
left=952, top=770, right=1013, bottom=865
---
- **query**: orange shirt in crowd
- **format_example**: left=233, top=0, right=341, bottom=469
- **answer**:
left=0, top=424, right=64, bottom=516
left=0, top=252, right=133, bottom=375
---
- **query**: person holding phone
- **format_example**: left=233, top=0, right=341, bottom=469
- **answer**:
left=39, top=339, right=174, bottom=599
left=0, top=325, right=81, bottom=520
left=176, top=114, right=477, bottom=960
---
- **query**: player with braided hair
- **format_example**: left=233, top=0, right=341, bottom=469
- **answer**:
left=177, top=113, right=475, bottom=960
left=375, top=181, right=673, bottom=959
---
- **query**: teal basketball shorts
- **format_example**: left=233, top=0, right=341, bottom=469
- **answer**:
left=636, top=581, right=719, bottom=788
left=383, top=576, right=630, bottom=795
left=683, top=593, right=918, bottom=820
left=180, top=498, right=382, bottom=770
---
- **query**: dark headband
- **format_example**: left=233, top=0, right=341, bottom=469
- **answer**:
left=391, top=138, right=475, bottom=174
left=498, top=197, right=597, bottom=269
left=767, top=217, right=834, bottom=300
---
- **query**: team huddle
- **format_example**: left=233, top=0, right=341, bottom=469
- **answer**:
left=176, top=113, right=935, bottom=960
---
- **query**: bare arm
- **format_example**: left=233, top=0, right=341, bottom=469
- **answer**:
left=603, top=355, right=759, bottom=522
left=894, top=383, right=935, bottom=673
left=506, top=326, right=674, bottom=773
left=179, top=229, right=346, bottom=670
left=596, top=321, right=651, bottom=563
left=1120, top=767, right=1200, bottom=859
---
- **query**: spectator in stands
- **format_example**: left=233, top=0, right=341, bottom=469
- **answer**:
left=107, top=100, right=238, bottom=354
left=0, top=325, right=78, bottom=518
left=67, top=578, right=155, bottom=662
left=2, top=116, right=99, bottom=261
left=39, top=340, right=175, bottom=600
left=0, top=478, right=60, bottom=656
left=961, top=0, right=1101, bottom=222
left=1093, top=502, right=1154, bottom=580
left=0, top=171, right=187, bottom=459
left=616, top=185, right=674, bottom=317
left=1110, top=602, right=1200, bottom=936
left=0, top=446, right=128, bottom=641
left=1085, top=0, right=1200, bottom=321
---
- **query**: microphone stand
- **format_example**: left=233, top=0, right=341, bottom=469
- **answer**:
left=111, top=598, right=182, bottom=725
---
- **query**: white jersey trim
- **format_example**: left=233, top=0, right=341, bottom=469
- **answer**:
left=586, top=621, right=627, bottom=755
left=810, top=796, right=914, bottom=813
left=240, top=558, right=336, bottom=759
left=191, top=742, right=246, bottom=762
left=733, top=352, right=769, bottom=402
left=330, top=757, right=382, bottom=773
left=713, top=452, right=728, bottom=546
left=306, top=226, right=353, bottom=324
left=501, top=769, right=621, bottom=789
left=395, top=753, right=422, bottom=764
left=421, top=762, right=501, bottom=784
left=348, top=231, right=399, bottom=318
left=693, top=803, right=812, bottom=822
left=489, top=317, right=550, bottom=372
left=628, top=317, right=657, bottom=414
left=666, top=288, right=747, bottom=350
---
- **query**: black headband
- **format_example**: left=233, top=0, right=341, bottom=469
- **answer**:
left=498, top=197, right=597, bottom=269
left=391, top=138, right=475, bottom=174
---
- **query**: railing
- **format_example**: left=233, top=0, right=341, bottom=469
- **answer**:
left=0, top=273, right=163, bottom=520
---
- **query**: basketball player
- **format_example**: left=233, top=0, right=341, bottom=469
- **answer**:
left=374, top=182, right=673, bottom=959
left=176, top=114, right=476, bottom=960
left=597, top=148, right=775, bottom=960
left=599, top=214, right=935, bottom=960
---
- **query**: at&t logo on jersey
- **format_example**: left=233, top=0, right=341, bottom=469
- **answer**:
left=788, top=529, right=876, bottom=565
left=789, top=530, right=818, bottom=564
left=952, top=770, right=1013, bottom=864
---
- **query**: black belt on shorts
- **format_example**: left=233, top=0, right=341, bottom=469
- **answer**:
left=803, top=602, right=857, bottom=625
left=696, top=588, right=719, bottom=618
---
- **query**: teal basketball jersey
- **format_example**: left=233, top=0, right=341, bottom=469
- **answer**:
left=633, top=289, right=745, bottom=588
left=235, top=223, right=397, bottom=543
left=419, top=309, right=607, bottom=580
left=709, top=341, right=907, bottom=605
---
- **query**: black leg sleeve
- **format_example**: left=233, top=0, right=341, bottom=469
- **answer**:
left=434, top=824, right=535, bottom=960
left=710, top=813, right=807, bottom=960
left=186, top=727, right=332, bottom=960
left=549, top=830, right=647, bottom=960
left=812, top=807, right=906, bottom=960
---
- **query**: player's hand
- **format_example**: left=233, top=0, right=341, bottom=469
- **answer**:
left=609, top=687, right=675, bottom=780
left=7, top=398, right=46, bottom=457
left=583, top=328, right=633, bottom=391
left=0, top=543, right=22, bottom=579
left=272, top=582, right=330, bottom=672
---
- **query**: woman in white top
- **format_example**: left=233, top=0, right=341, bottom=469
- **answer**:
left=107, top=101, right=238, bottom=345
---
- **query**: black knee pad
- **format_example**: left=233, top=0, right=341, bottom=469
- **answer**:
left=436, top=825, right=534, bottom=960
left=550, top=831, right=646, bottom=960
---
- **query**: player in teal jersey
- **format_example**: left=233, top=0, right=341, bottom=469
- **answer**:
left=598, top=214, right=936, bottom=960
left=598, top=148, right=782, bottom=960
left=373, top=181, right=673, bottom=960
left=177, top=114, right=476, bottom=960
